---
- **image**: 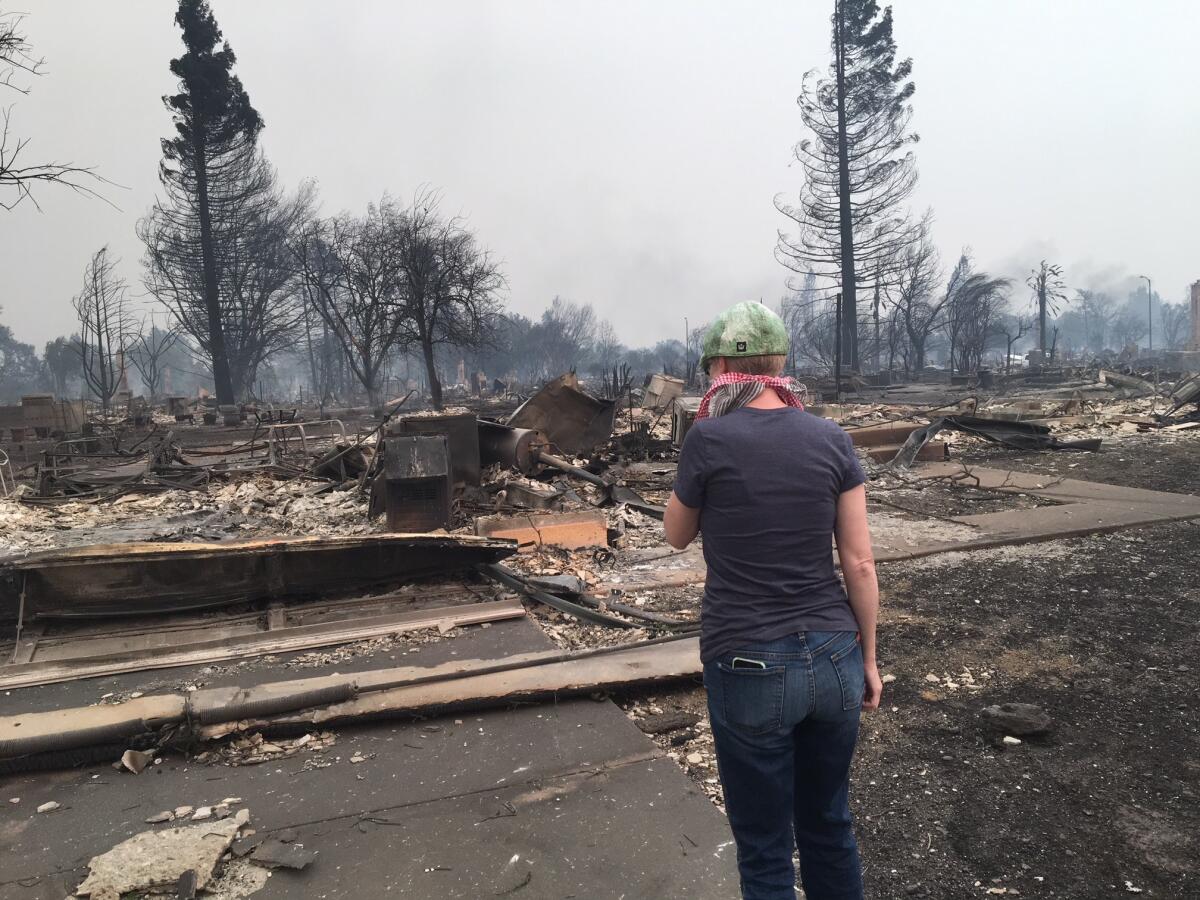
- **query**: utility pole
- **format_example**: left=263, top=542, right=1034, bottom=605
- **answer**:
left=1139, top=275, right=1153, bottom=352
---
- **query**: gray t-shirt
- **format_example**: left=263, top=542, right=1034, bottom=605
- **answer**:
left=672, top=407, right=865, bottom=663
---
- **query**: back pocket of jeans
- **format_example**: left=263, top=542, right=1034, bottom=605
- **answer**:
left=717, top=662, right=785, bottom=734
left=830, top=640, right=865, bottom=711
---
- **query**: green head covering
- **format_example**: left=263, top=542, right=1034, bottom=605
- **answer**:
left=700, top=301, right=790, bottom=371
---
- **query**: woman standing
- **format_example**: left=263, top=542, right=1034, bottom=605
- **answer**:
left=664, top=302, right=882, bottom=900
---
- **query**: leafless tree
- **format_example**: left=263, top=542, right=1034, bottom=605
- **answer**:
left=1159, top=301, right=1190, bottom=351
left=72, top=247, right=134, bottom=413
left=1110, top=309, right=1148, bottom=351
left=996, top=315, right=1031, bottom=373
left=0, top=10, right=105, bottom=210
left=1026, top=261, right=1067, bottom=355
left=534, top=296, right=596, bottom=380
left=593, top=319, right=623, bottom=376
left=886, top=219, right=945, bottom=376
left=293, top=197, right=409, bottom=409
left=393, top=192, right=505, bottom=409
left=128, top=320, right=182, bottom=402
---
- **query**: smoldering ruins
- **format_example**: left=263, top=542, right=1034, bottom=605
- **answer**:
left=2, top=3, right=1199, bottom=900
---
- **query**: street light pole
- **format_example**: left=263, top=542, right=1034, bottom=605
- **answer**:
left=1140, top=275, right=1153, bottom=352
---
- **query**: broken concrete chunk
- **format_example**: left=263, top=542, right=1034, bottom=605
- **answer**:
left=1002, top=735, right=1023, bottom=746
left=173, top=805, right=194, bottom=819
left=120, top=749, right=155, bottom=774
left=36, top=800, right=59, bottom=813
left=981, top=702, right=1053, bottom=737
left=74, top=814, right=244, bottom=897
left=250, top=837, right=315, bottom=870
left=145, top=810, right=174, bottom=824
left=191, top=806, right=213, bottom=821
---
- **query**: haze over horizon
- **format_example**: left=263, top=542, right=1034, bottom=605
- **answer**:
left=3, top=0, right=1197, bottom=350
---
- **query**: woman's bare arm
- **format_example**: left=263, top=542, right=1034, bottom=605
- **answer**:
left=664, top=491, right=701, bottom=549
left=834, top=483, right=882, bottom=710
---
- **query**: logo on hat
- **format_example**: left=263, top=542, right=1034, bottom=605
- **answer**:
left=736, top=341, right=747, bottom=352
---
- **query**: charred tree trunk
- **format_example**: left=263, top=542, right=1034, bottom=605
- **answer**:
left=421, top=335, right=443, bottom=410
left=193, top=134, right=235, bottom=404
left=834, top=0, right=858, bottom=372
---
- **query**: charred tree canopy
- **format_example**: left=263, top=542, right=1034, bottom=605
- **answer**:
left=392, top=191, right=505, bottom=410
left=139, top=154, right=313, bottom=401
left=293, top=191, right=504, bottom=412
left=292, top=197, right=410, bottom=411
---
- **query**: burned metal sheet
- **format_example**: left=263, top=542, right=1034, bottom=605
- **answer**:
left=890, top=415, right=1102, bottom=469
left=0, top=533, right=517, bottom=622
left=508, top=373, right=617, bottom=456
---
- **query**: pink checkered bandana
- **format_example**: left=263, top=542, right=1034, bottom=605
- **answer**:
left=696, top=373, right=806, bottom=420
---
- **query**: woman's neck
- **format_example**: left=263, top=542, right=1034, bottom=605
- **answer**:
left=746, top=390, right=787, bottom=409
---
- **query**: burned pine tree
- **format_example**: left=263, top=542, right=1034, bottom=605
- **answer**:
left=776, top=0, right=919, bottom=372
left=293, top=198, right=410, bottom=411
left=148, top=0, right=263, bottom=404
left=393, top=192, right=504, bottom=410
left=71, top=247, right=133, bottom=413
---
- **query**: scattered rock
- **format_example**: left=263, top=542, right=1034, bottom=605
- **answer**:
left=145, top=810, right=174, bottom=824
left=36, top=801, right=59, bottom=814
left=120, top=749, right=155, bottom=775
left=250, top=837, right=315, bottom=870
left=1002, top=735, right=1023, bottom=746
left=191, top=806, right=213, bottom=821
left=174, top=805, right=194, bottom=819
left=686, top=752, right=704, bottom=765
left=491, top=852, right=534, bottom=895
left=881, top=673, right=897, bottom=684
left=982, top=702, right=1053, bottom=737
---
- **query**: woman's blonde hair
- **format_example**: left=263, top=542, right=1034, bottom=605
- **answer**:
left=717, top=354, right=787, bottom=376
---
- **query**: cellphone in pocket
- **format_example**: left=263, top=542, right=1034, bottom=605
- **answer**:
left=731, top=657, right=767, bottom=670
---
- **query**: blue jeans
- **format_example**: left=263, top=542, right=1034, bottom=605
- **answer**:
left=704, top=631, right=865, bottom=900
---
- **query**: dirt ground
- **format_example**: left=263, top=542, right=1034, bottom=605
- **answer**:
left=615, top=436, right=1200, bottom=899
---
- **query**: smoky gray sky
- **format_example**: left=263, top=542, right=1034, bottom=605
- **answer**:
left=3, top=0, right=1197, bottom=350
